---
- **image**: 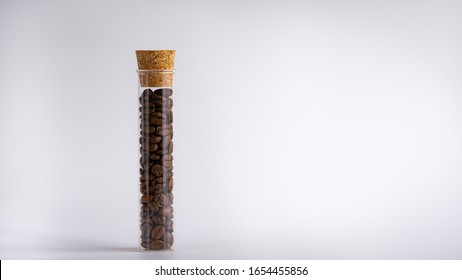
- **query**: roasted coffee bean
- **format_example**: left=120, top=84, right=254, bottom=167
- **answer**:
left=154, top=88, right=173, bottom=97
left=139, top=104, right=155, bottom=115
left=154, top=193, right=169, bottom=208
left=149, top=240, right=167, bottom=250
left=140, top=154, right=155, bottom=167
left=141, top=126, right=156, bottom=135
left=159, top=206, right=173, bottom=217
left=147, top=153, right=160, bottom=161
left=164, top=231, right=174, bottom=245
left=154, top=177, right=167, bottom=184
left=140, top=222, right=153, bottom=237
left=141, top=204, right=155, bottom=217
left=149, top=202, right=159, bottom=212
left=165, top=98, right=173, bottom=109
left=142, top=141, right=158, bottom=152
left=140, top=217, right=153, bottom=224
left=141, top=242, right=150, bottom=249
left=150, top=112, right=166, bottom=125
left=165, top=218, right=173, bottom=229
left=167, top=193, right=174, bottom=205
left=140, top=194, right=153, bottom=204
left=151, top=225, right=165, bottom=240
left=148, top=135, right=162, bottom=144
left=162, top=154, right=173, bottom=162
left=151, top=164, right=166, bottom=177
left=152, top=215, right=167, bottom=225
left=156, top=126, right=170, bottom=136
left=154, top=149, right=169, bottom=157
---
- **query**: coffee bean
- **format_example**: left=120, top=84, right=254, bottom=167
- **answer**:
left=154, top=177, right=167, bottom=184
left=154, top=193, right=169, bottom=208
left=149, top=240, right=167, bottom=250
left=154, top=149, right=169, bottom=157
left=154, top=88, right=173, bottom=97
left=141, top=141, right=158, bottom=152
left=151, top=164, right=166, bottom=177
left=159, top=206, right=173, bottom=217
left=150, top=112, right=166, bottom=125
left=149, top=202, right=159, bottom=212
left=151, top=225, right=165, bottom=240
left=167, top=193, right=174, bottom=205
left=140, top=194, right=153, bottom=204
left=152, top=215, right=167, bottom=225
left=156, top=126, right=170, bottom=136
left=140, top=222, right=153, bottom=237
left=140, top=205, right=153, bottom=217
left=149, top=135, right=162, bottom=144
left=164, top=231, right=174, bottom=245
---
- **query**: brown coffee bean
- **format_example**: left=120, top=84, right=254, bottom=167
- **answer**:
left=159, top=206, right=173, bottom=217
left=150, top=112, right=166, bottom=125
left=163, top=231, right=174, bottom=245
left=140, top=217, right=153, bottom=224
left=155, top=149, right=169, bottom=157
left=151, top=164, right=166, bottom=177
left=149, top=240, right=167, bottom=250
left=151, top=225, right=165, bottom=240
left=156, top=126, right=170, bottom=136
left=167, top=193, right=174, bottom=205
left=165, top=98, right=173, bottom=109
left=167, top=141, right=173, bottom=153
left=154, top=177, right=167, bottom=184
left=141, top=126, right=156, bottom=135
left=154, top=88, right=173, bottom=97
left=139, top=103, right=155, bottom=114
left=149, top=202, right=159, bottom=212
left=153, top=183, right=167, bottom=191
left=165, top=218, right=173, bottom=231
left=140, top=194, right=153, bottom=204
left=141, top=204, right=155, bottom=217
left=141, top=242, right=150, bottom=249
left=140, top=222, right=153, bottom=237
left=152, top=215, right=167, bottom=225
left=154, top=194, right=169, bottom=208
left=162, top=154, right=173, bottom=161
left=142, top=142, right=158, bottom=152
left=148, top=135, right=162, bottom=144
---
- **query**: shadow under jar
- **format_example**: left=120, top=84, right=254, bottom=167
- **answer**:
left=138, top=70, right=174, bottom=251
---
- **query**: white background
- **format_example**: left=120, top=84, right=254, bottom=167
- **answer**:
left=1, top=0, right=462, bottom=259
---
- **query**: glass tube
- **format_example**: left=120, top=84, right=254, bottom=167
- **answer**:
left=137, top=70, right=174, bottom=251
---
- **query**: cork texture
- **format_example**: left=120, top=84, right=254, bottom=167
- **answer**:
left=136, top=50, right=176, bottom=87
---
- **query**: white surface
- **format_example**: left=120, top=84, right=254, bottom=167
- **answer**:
left=1, top=0, right=462, bottom=259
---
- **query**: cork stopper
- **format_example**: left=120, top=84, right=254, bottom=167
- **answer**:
left=136, top=50, right=176, bottom=87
